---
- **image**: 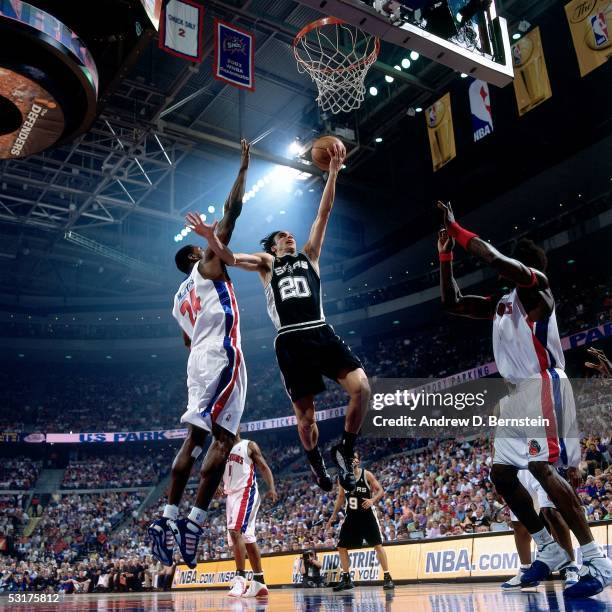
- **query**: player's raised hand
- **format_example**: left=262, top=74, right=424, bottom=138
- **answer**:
left=585, top=347, right=612, bottom=377
left=437, top=228, right=455, bottom=254
left=327, top=143, right=345, bottom=175
left=437, top=200, right=456, bottom=228
left=186, top=212, right=217, bottom=241
left=240, top=138, right=251, bottom=170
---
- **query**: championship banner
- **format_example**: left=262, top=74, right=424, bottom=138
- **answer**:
left=425, top=93, right=456, bottom=172
left=172, top=524, right=610, bottom=589
left=214, top=20, right=255, bottom=91
left=159, top=0, right=204, bottom=62
left=469, top=79, right=493, bottom=142
left=565, top=0, right=612, bottom=77
left=511, top=27, right=553, bottom=116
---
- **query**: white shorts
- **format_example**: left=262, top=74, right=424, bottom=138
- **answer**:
left=510, top=469, right=555, bottom=521
left=226, top=485, right=260, bottom=544
left=493, top=369, right=576, bottom=468
left=181, top=342, right=247, bottom=436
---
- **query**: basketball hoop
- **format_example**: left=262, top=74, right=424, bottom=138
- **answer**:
left=293, top=17, right=380, bottom=115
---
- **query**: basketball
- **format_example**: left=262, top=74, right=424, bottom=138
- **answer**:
left=311, top=135, right=346, bottom=171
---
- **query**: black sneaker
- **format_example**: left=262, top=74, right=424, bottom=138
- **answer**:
left=307, top=448, right=333, bottom=492
left=383, top=575, right=395, bottom=590
left=330, top=444, right=356, bottom=492
left=333, top=574, right=354, bottom=592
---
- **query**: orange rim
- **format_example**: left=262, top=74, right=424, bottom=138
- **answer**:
left=293, top=17, right=380, bottom=74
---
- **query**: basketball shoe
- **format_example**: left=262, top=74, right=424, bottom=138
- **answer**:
left=148, top=518, right=175, bottom=566
left=307, top=447, right=333, bottom=491
left=242, top=579, right=269, bottom=597
left=564, top=554, right=612, bottom=598
left=331, top=444, right=356, bottom=492
left=520, top=541, right=570, bottom=586
left=333, top=572, right=355, bottom=591
left=501, top=566, right=537, bottom=589
left=228, top=575, right=246, bottom=597
left=168, top=518, right=202, bottom=569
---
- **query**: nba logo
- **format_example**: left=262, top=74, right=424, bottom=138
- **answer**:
left=590, top=13, right=609, bottom=47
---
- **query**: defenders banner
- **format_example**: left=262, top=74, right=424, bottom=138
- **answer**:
left=512, top=27, right=553, bottom=116
left=426, top=92, right=456, bottom=172
left=565, top=0, right=612, bottom=77
left=172, top=525, right=611, bottom=588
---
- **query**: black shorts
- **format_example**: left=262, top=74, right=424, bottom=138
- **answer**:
left=338, top=511, right=382, bottom=549
left=274, top=324, right=363, bottom=402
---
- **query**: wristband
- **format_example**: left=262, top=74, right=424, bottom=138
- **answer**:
left=439, top=252, right=453, bottom=262
left=447, top=221, right=478, bottom=250
left=517, top=268, right=538, bottom=288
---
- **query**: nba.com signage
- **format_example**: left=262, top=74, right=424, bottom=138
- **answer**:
left=172, top=524, right=611, bottom=588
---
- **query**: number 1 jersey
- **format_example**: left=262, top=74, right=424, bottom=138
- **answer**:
left=265, top=252, right=324, bottom=334
left=172, top=266, right=241, bottom=351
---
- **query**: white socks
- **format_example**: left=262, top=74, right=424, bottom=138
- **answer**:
left=580, top=540, right=602, bottom=560
left=188, top=506, right=208, bottom=526
left=531, top=527, right=554, bottom=549
left=163, top=504, right=179, bottom=520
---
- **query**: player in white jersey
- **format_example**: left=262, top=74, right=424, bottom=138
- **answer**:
left=437, top=201, right=612, bottom=598
left=148, top=140, right=250, bottom=570
left=222, top=434, right=278, bottom=598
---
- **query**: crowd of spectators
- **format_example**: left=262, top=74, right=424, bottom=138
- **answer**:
left=0, top=458, right=42, bottom=490
left=14, top=491, right=146, bottom=567
left=61, top=455, right=162, bottom=490
left=1, top=430, right=610, bottom=592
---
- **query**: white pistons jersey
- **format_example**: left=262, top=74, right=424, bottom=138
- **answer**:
left=172, top=266, right=241, bottom=351
left=492, top=286, right=564, bottom=384
left=223, top=439, right=257, bottom=495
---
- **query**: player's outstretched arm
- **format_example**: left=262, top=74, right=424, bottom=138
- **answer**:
left=437, top=201, right=547, bottom=288
left=248, top=441, right=278, bottom=502
left=303, top=144, right=345, bottom=265
left=216, top=139, right=251, bottom=245
left=438, top=229, right=495, bottom=320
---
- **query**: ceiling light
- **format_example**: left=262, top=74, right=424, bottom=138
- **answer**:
left=410, top=51, right=419, bottom=61
left=375, top=137, right=383, bottom=143
left=369, top=86, right=378, bottom=96
left=401, top=58, right=411, bottom=69
left=385, top=75, right=394, bottom=83
left=512, top=32, right=521, bottom=40
left=207, top=205, right=215, bottom=213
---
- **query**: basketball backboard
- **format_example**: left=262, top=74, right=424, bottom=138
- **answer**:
left=295, top=0, right=514, bottom=87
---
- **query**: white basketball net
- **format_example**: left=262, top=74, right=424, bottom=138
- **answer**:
left=294, top=19, right=380, bottom=115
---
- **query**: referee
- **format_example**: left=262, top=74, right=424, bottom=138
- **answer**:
left=326, top=451, right=395, bottom=591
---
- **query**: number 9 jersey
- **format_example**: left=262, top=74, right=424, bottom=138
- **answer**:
left=172, top=266, right=246, bottom=435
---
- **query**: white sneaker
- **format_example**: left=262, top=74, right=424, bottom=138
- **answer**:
left=242, top=579, right=269, bottom=597
left=228, top=575, right=246, bottom=597
left=564, top=565, right=579, bottom=587
left=521, top=541, right=571, bottom=585
left=501, top=567, right=528, bottom=589
left=565, top=554, right=612, bottom=598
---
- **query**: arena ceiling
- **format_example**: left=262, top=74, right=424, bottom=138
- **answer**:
left=0, top=0, right=568, bottom=299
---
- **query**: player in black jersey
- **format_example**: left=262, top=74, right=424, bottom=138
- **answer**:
left=326, top=451, right=394, bottom=591
left=201, top=144, right=369, bottom=493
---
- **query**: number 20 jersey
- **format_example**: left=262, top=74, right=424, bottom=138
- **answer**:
left=265, top=252, right=324, bottom=333
left=172, top=265, right=242, bottom=352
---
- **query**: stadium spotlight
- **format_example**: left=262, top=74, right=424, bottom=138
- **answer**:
left=375, top=137, right=383, bottom=143
left=415, top=107, right=423, bottom=112
left=385, top=75, right=395, bottom=83
left=460, top=72, right=468, bottom=78
left=410, top=51, right=419, bottom=61
left=288, top=138, right=303, bottom=156
left=512, top=32, right=521, bottom=40
left=369, top=86, right=379, bottom=96
left=401, top=58, right=411, bottom=69
left=208, top=205, right=215, bottom=213
left=394, top=64, right=402, bottom=71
